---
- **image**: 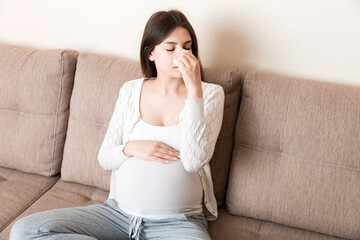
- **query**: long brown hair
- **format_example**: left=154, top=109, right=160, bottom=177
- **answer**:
left=140, top=10, right=205, bottom=81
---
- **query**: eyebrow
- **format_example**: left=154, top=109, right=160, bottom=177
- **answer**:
left=163, top=40, right=192, bottom=45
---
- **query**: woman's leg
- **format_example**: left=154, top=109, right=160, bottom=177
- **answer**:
left=140, top=212, right=211, bottom=240
left=10, top=199, right=130, bottom=240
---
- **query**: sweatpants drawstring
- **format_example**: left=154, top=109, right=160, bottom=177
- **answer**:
left=129, top=215, right=143, bottom=240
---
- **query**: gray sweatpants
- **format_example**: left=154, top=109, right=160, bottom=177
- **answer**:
left=10, top=198, right=211, bottom=240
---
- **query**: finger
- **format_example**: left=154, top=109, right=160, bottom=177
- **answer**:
left=156, top=143, right=180, bottom=160
left=177, top=60, right=186, bottom=73
left=175, top=52, right=192, bottom=66
left=178, top=55, right=191, bottom=69
left=157, top=147, right=180, bottom=159
left=153, top=156, right=170, bottom=164
left=186, top=52, right=198, bottom=62
left=152, top=153, right=179, bottom=164
left=154, top=152, right=179, bottom=161
left=157, top=142, right=179, bottom=154
left=178, top=50, right=197, bottom=62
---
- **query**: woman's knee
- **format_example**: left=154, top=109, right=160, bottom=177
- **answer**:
left=10, top=214, right=39, bottom=240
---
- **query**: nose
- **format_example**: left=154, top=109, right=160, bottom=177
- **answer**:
left=175, top=48, right=188, bottom=54
left=174, top=48, right=182, bottom=55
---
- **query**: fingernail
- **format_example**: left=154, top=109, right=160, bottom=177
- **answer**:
left=165, top=160, right=169, bottom=164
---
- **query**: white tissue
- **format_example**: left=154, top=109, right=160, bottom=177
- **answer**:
left=173, top=58, right=179, bottom=66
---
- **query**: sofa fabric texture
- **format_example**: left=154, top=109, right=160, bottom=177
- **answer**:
left=0, top=43, right=78, bottom=177
left=226, top=71, right=360, bottom=239
left=208, top=207, right=345, bottom=240
left=1, top=180, right=108, bottom=238
left=60, top=53, right=143, bottom=191
left=0, top=167, right=59, bottom=233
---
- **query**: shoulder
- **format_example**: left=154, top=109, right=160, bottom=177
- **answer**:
left=121, top=78, right=143, bottom=91
left=202, top=81, right=224, bottom=92
left=118, top=78, right=144, bottom=96
left=201, top=81, right=225, bottom=101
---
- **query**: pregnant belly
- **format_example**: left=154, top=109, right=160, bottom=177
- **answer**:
left=114, top=157, right=203, bottom=211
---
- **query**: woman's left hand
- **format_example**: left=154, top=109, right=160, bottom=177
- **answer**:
left=174, top=50, right=202, bottom=96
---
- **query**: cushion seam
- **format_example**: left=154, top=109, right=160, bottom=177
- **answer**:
left=0, top=109, right=57, bottom=117
left=51, top=51, right=65, bottom=175
left=0, top=176, right=60, bottom=232
left=237, top=143, right=360, bottom=172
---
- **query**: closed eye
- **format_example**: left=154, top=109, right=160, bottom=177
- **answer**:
left=166, top=47, right=191, bottom=51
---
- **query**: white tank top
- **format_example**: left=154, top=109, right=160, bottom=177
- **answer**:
left=114, top=118, right=203, bottom=219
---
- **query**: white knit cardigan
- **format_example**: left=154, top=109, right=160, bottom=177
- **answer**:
left=97, top=78, right=225, bottom=221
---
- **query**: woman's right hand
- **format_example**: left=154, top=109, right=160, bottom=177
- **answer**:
left=123, top=140, right=180, bottom=164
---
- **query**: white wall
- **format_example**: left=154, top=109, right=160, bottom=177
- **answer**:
left=0, top=0, right=359, bottom=86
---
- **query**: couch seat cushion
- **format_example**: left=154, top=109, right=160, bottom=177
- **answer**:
left=0, top=167, right=59, bottom=232
left=0, top=180, right=108, bottom=239
left=1, top=179, right=344, bottom=240
left=208, top=207, right=346, bottom=240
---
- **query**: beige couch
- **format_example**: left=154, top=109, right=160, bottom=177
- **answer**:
left=0, top=42, right=359, bottom=240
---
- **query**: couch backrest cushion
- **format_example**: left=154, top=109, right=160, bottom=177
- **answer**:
left=0, top=42, right=78, bottom=176
left=226, top=70, right=360, bottom=239
left=202, top=68, right=243, bottom=206
left=60, top=53, right=143, bottom=191
left=60, top=52, right=243, bottom=208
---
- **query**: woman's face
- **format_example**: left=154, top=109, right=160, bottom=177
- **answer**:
left=149, top=27, right=193, bottom=79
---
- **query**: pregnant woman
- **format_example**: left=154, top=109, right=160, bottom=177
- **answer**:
left=10, top=9, right=225, bottom=240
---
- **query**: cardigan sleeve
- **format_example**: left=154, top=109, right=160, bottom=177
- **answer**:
left=179, top=85, right=225, bottom=172
left=97, top=84, right=131, bottom=170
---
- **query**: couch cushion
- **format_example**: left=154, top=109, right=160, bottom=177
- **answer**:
left=208, top=207, right=346, bottom=240
left=0, top=167, right=59, bottom=232
left=203, top=68, right=242, bottom=206
left=0, top=42, right=78, bottom=176
left=2, top=181, right=342, bottom=240
left=226, top=71, right=360, bottom=239
left=0, top=180, right=108, bottom=239
left=2, top=190, right=345, bottom=240
left=60, top=52, right=243, bottom=207
left=60, top=53, right=143, bottom=191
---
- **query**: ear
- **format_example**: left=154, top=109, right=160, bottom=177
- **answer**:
left=148, top=53, right=154, bottom=61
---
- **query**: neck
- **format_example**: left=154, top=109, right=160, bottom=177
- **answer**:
left=153, top=75, right=185, bottom=95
